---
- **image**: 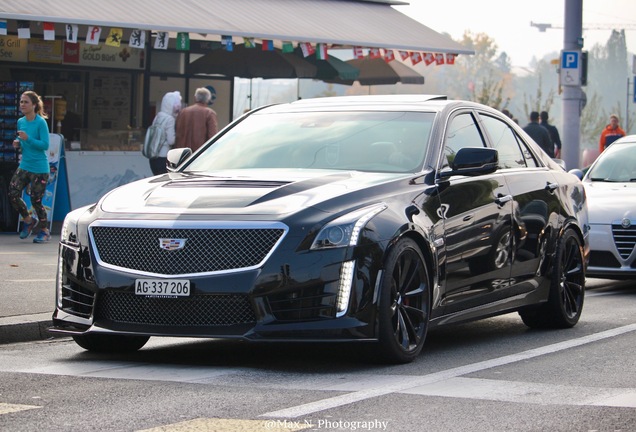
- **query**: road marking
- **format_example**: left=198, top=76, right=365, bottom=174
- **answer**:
left=261, top=323, right=636, bottom=418
left=0, top=403, right=41, bottom=415
left=6, top=279, right=56, bottom=283
left=402, top=377, right=636, bottom=408
left=138, top=418, right=310, bottom=431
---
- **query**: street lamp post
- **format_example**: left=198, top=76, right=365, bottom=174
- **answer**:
left=561, top=0, right=584, bottom=170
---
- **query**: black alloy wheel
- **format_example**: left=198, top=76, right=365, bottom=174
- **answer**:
left=519, top=229, right=585, bottom=328
left=377, top=238, right=430, bottom=363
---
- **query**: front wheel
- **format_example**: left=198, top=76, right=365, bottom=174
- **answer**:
left=376, top=238, right=430, bottom=364
left=519, top=229, right=585, bottom=328
left=72, top=333, right=150, bottom=353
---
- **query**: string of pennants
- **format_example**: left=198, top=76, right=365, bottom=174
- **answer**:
left=0, top=19, right=458, bottom=65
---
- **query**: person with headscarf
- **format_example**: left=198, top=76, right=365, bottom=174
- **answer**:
left=148, top=91, right=181, bottom=175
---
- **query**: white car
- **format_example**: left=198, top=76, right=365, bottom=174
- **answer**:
left=582, top=135, right=636, bottom=279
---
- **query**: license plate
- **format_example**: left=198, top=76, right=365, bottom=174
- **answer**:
left=135, top=279, right=191, bottom=297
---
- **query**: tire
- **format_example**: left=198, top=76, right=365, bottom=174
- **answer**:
left=376, top=238, right=430, bottom=364
left=519, top=229, right=585, bottom=328
left=72, top=333, right=150, bottom=353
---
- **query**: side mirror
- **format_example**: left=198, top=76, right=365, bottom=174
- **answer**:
left=439, top=147, right=499, bottom=178
left=166, top=148, right=192, bottom=172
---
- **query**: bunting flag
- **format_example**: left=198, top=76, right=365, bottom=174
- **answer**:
left=221, top=35, right=233, bottom=51
left=0, top=20, right=7, bottom=36
left=66, top=24, right=78, bottom=43
left=154, top=32, right=169, bottom=49
left=423, top=52, right=435, bottom=66
left=86, top=25, right=102, bottom=45
left=316, top=43, right=328, bottom=60
left=435, top=53, right=445, bottom=65
left=129, top=29, right=145, bottom=49
left=446, top=53, right=457, bottom=65
left=106, top=28, right=123, bottom=47
left=262, top=39, right=274, bottom=51
left=43, top=22, right=55, bottom=41
left=243, top=37, right=255, bottom=48
left=17, top=21, right=31, bottom=39
left=383, top=49, right=395, bottom=63
left=368, top=48, right=382, bottom=59
left=299, top=42, right=314, bottom=57
left=399, top=50, right=409, bottom=61
left=176, top=32, right=190, bottom=51
left=410, top=51, right=423, bottom=65
left=282, top=41, right=294, bottom=53
left=353, top=46, right=364, bottom=59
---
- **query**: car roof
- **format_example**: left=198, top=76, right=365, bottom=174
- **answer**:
left=256, top=95, right=499, bottom=115
left=611, top=134, right=636, bottom=145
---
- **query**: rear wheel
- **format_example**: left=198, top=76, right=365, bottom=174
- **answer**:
left=72, top=333, right=150, bottom=353
left=519, top=229, right=585, bottom=328
left=376, top=238, right=430, bottom=364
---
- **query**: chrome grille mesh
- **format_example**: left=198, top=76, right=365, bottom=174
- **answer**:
left=96, top=291, right=256, bottom=326
left=611, top=224, right=636, bottom=259
left=91, top=226, right=285, bottom=275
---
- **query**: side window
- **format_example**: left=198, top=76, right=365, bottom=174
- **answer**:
left=480, top=115, right=527, bottom=169
left=443, top=113, right=486, bottom=168
left=516, top=135, right=540, bottom=168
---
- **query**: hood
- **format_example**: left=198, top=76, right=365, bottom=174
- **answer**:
left=160, top=91, right=182, bottom=116
left=99, top=169, right=405, bottom=217
left=583, top=180, right=636, bottom=223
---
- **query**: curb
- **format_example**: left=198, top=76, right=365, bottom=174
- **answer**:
left=0, top=313, right=63, bottom=344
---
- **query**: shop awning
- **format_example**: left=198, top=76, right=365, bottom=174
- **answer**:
left=0, top=0, right=473, bottom=55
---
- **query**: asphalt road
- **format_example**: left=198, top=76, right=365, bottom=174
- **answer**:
left=0, top=278, right=634, bottom=432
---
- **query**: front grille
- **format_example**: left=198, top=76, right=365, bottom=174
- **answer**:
left=96, top=291, right=256, bottom=326
left=267, top=285, right=337, bottom=321
left=61, top=281, right=96, bottom=318
left=612, top=224, right=636, bottom=259
left=91, top=226, right=285, bottom=275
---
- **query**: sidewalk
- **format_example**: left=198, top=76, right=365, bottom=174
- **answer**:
left=0, top=232, right=62, bottom=344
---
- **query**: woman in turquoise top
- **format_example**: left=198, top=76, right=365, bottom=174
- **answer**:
left=8, top=91, right=51, bottom=243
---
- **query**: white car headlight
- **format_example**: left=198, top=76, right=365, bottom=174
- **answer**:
left=311, top=203, right=387, bottom=250
left=60, top=205, right=92, bottom=244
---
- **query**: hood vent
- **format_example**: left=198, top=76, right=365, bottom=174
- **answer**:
left=165, top=179, right=290, bottom=188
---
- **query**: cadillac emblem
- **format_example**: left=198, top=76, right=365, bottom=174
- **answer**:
left=159, top=238, right=187, bottom=251
left=621, top=218, right=632, bottom=229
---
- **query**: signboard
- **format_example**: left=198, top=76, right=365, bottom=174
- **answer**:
left=560, top=50, right=580, bottom=86
left=0, top=36, right=29, bottom=63
left=64, top=41, right=145, bottom=70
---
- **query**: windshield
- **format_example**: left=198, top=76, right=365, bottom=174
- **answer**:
left=185, top=111, right=434, bottom=173
left=587, top=144, right=636, bottom=182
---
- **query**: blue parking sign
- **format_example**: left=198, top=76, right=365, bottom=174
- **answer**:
left=562, top=51, right=579, bottom=69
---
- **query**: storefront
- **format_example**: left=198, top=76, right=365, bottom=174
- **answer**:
left=0, top=0, right=471, bottom=232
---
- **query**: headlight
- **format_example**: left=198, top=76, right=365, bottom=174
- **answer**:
left=311, top=203, right=387, bottom=250
left=60, top=205, right=92, bottom=244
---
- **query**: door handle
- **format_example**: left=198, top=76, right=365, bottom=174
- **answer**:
left=545, top=182, right=558, bottom=192
left=495, top=194, right=513, bottom=206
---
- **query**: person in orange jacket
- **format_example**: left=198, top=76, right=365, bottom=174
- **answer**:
left=599, top=114, right=626, bottom=152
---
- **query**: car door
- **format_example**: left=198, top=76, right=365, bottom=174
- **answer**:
left=434, top=110, right=514, bottom=314
left=479, top=112, right=561, bottom=291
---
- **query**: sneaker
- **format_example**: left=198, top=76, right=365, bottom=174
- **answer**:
left=33, top=230, right=51, bottom=243
left=19, top=218, right=37, bottom=239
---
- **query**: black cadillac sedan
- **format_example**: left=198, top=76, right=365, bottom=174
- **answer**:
left=51, top=95, right=589, bottom=363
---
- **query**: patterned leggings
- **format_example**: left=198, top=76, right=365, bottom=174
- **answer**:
left=8, top=168, right=49, bottom=232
